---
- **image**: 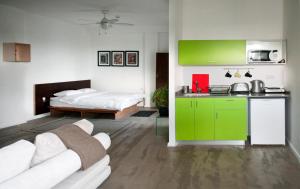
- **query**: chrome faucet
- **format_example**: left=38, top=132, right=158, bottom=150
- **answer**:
left=195, top=80, right=201, bottom=93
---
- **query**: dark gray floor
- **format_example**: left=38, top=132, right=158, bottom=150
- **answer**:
left=0, top=116, right=132, bottom=148
left=1, top=116, right=300, bottom=189
left=100, top=118, right=300, bottom=189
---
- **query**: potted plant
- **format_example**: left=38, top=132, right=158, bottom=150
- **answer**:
left=152, top=86, right=168, bottom=117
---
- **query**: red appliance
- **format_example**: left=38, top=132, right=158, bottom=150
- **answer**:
left=192, top=74, right=209, bottom=93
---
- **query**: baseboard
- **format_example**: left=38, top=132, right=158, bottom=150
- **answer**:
left=167, top=141, right=178, bottom=147
left=176, top=140, right=245, bottom=146
left=31, top=112, right=50, bottom=120
left=287, top=140, right=300, bottom=163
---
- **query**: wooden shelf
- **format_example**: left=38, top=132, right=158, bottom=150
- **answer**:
left=3, top=43, right=31, bottom=62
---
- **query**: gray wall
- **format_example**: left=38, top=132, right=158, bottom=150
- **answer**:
left=284, top=0, right=300, bottom=158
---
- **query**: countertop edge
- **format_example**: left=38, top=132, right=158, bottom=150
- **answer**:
left=175, top=91, right=290, bottom=98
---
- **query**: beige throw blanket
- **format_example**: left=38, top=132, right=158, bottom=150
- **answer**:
left=51, top=124, right=106, bottom=170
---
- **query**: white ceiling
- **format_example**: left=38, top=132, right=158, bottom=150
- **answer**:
left=0, top=0, right=169, bottom=26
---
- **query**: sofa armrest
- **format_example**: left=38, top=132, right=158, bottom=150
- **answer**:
left=0, top=150, right=81, bottom=189
left=93, top=133, right=111, bottom=150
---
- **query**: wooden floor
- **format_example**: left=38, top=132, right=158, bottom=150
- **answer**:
left=101, top=117, right=300, bottom=189
left=1, top=116, right=300, bottom=189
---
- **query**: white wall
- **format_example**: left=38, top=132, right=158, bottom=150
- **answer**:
left=87, top=29, right=168, bottom=107
left=179, top=0, right=285, bottom=88
left=181, top=0, right=284, bottom=40
left=180, top=66, right=286, bottom=88
left=284, top=0, right=300, bottom=159
left=168, top=0, right=286, bottom=146
left=0, top=5, right=91, bottom=128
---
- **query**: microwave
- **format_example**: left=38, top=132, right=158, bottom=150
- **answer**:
left=248, top=50, right=285, bottom=64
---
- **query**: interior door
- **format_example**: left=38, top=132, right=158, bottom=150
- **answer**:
left=156, top=53, right=169, bottom=89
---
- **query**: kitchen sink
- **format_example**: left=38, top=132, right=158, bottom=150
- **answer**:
left=183, top=93, right=210, bottom=97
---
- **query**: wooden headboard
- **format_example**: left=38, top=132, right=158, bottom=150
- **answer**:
left=35, top=80, right=91, bottom=115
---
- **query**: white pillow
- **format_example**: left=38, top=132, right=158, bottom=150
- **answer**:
left=93, top=133, right=111, bottom=150
left=31, top=119, right=94, bottom=167
left=78, top=88, right=97, bottom=93
left=31, top=133, right=67, bottom=167
left=73, top=119, right=94, bottom=135
left=0, top=140, right=36, bottom=183
left=53, top=90, right=82, bottom=97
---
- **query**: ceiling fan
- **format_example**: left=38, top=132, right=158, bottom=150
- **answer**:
left=80, top=10, right=134, bottom=34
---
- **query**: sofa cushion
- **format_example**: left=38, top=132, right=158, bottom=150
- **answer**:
left=0, top=140, right=36, bottom=183
left=53, top=155, right=110, bottom=189
left=31, top=119, right=94, bottom=166
left=0, top=150, right=81, bottom=189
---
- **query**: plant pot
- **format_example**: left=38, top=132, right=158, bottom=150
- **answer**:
left=158, top=107, right=169, bottom=117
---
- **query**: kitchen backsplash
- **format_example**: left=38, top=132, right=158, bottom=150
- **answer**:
left=180, top=66, right=286, bottom=88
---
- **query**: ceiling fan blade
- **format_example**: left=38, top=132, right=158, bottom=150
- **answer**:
left=78, top=18, right=97, bottom=22
left=79, top=23, right=99, bottom=25
left=108, top=18, right=119, bottom=23
left=113, top=23, right=134, bottom=26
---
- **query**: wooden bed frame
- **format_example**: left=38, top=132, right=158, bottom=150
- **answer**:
left=34, top=80, right=139, bottom=119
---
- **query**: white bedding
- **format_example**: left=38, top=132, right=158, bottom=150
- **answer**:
left=50, top=91, right=144, bottom=111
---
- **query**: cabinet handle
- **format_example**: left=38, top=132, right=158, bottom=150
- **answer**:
left=216, top=113, right=218, bottom=119
left=208, top=61, right=216, bottom=63
left=196, top=101, right=198, bottom=108
left=190, top=101, right=192, bottom=108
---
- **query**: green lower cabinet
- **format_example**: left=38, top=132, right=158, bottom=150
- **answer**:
left=214, top=109, right=247, bottom=140
left=175, top=97, right=247, bottom=141
left=175, top=98, right=195, bottom=140
left=214, top=98, right=247, bottom=140
left=194, top=99, right=214, bottom=140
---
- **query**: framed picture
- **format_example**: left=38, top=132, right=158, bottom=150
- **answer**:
left=98, top=51, right=110, bottom=66
left=111, top=51, right=124, bottom=66
left=125, top=51, right=139, bottom=67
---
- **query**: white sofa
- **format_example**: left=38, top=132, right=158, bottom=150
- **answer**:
left=0, top=119, right=111, bottom=189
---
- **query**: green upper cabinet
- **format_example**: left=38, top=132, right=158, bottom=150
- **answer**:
left=178, top=40, right=246, bottom=65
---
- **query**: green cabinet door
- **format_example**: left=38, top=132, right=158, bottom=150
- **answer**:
left=176, top=98, right=195, bottom=140
left=212, top=40, right=246, bottom=65
left=214, top=98, right=247, bottom=140
left=194, top=98, right=215, bottom=140
left=178, top=40, right=246, bottom=65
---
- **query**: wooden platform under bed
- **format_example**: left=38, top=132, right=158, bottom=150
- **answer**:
left=49, top=104, right=139, bottom=119
left=35, top=80, right=139, bottom=119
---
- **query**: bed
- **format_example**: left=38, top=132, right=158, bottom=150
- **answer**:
left=34, top=80, right=143, bottom=119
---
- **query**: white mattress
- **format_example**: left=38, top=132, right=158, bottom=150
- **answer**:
left=50, top=91, right=144, bottom=111
left=50, top=100, right=96, bottom=109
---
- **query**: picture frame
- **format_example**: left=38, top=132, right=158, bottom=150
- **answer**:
left=97, top=51, right=110, bottom=66
left=125, top=51, right=139, bottom=67
left=111, top=51, right=125, bottom=67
